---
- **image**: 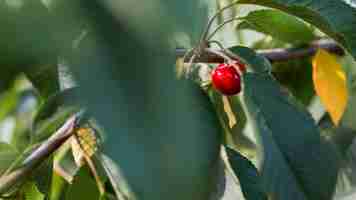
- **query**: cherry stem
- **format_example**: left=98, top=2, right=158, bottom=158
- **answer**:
left=209, top=40, right=244, bottom=74
left=186, top=54, right=197, bottom=78
left=207, top=17, right=243, bottom=40
left=200, top=1, right=239, bottom=43
left=208, top=40, right=241, bottom=61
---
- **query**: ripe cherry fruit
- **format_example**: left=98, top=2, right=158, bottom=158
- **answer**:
left=211, top=63, right=242, bottom=96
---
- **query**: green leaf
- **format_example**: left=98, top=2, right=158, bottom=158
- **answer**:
left=0, top=142, right=19, bottom=176
left=10, top=89, right=39, bottom=152
left=46, top=0, right=87, bottom=54
left=237, top=0, right=356, bottom=59
left=0, top=0, right=60, bottom=98
left=32, top=88, right=81, bottom=143
left=32, top=106, right=78, bottom=144
left=0, top=0, right=58, bottom=69
left=65, top=167, right=100, bottom=200
left=49, top=171, right=69, bottom=200
left=229, top=46, right=272, bottom=73
left=99, top=154, right=134, bottom=200
left=251, top=36, right=289, bottom=50
left=243, top=72, right=339, bottom=200
left=22, top=182, right=45, bottom=200
left=238, top=9, right=315, bottom=44
left=209, top=90, right=256, bottom=159
left=69, top=1, right=222, bottom=200
left=33, top=157, right=53, bottom=196
left=321, top=127, right=354, bottom=160
left=339, top=53, right=356, bottom=130
left=273, top=58, right=315, bottom=105
left=0, top=89, right=19, bottom=124
left=225, top=147, right=267, bottom=200
left=24, top=65, right=59, bottom=99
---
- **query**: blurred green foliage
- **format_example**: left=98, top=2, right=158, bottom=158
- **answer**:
left=0, top=0, right=356, bottom=200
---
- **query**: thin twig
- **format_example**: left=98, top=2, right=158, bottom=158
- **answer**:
left=0, top=115, right=78, bottom=195
left=207, top=17, right=243, bottom=40
left=177, top=39, right=344, bottom=63
left=200, top=1, right=239, bottom=42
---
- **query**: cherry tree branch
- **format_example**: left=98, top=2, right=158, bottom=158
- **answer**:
left=0, top=115, right=78, bottom=195
left=176, top=39, right=344, bottom=63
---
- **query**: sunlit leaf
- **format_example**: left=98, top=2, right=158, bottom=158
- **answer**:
left=312, top=49, right=348, bottom=125
left=238, top=9, right=315, bottom=44
left=0, top=142, right=19, bottom=176
left=237, top=0, right=356, bottom=60
left=222, top=96, right=237, bottom=128
left=22, top=182, right=45, bottom=200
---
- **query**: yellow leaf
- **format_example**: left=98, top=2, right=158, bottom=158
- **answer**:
left=222, top=96, right=237, bottom=128
left=312, top=49, right=348, bottom=125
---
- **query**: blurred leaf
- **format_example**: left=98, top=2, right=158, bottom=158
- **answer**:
left=32, top=106, right=78, bottom=143
left=229, top=46, right=272, bottom=73
left=33, top=157, right=53, bottom=196
left=22, top=182, right=45, bottom=200
left=46, top=0, right=87, bottom=54
left=0, top=68, right=21, bottom=93
left=322, top=127, right=355, bottom=156
left=0, top=89, right=19, bottom=122
left=339, top=53, right=356, bottom=130
left=65, top=167, right=100, bottom=200
left=0, top=0, right=61, bottom=101
left=312, top=49, right=348, bottom=125
left=70, top=1, right=222, bottom=200
left=99, top=193, right=117, bottom=200
left=237, top=0, right=356, bottom=60
left=33, top=88, right=80, bottom=125
left=335, top=138, right=356, bottom=195
left=32, top=88, right=81, bottom=143
left=10, top=91, right=39, bottom=152
left=24, top=65, right=59, bottom=99
left=244, top=73, right=339, bottom=200
left=49, top=171, right=69, bottom=200
left=0, top=0, right=59, bottom=80
left=0, top=142, right=19, bottom=176
left=238, top=9, right=315, bottom=44
left=225, top=147, right=267, bottom=200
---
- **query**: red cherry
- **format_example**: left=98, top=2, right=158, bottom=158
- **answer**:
left=211, top=63, right=241, bottom=96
